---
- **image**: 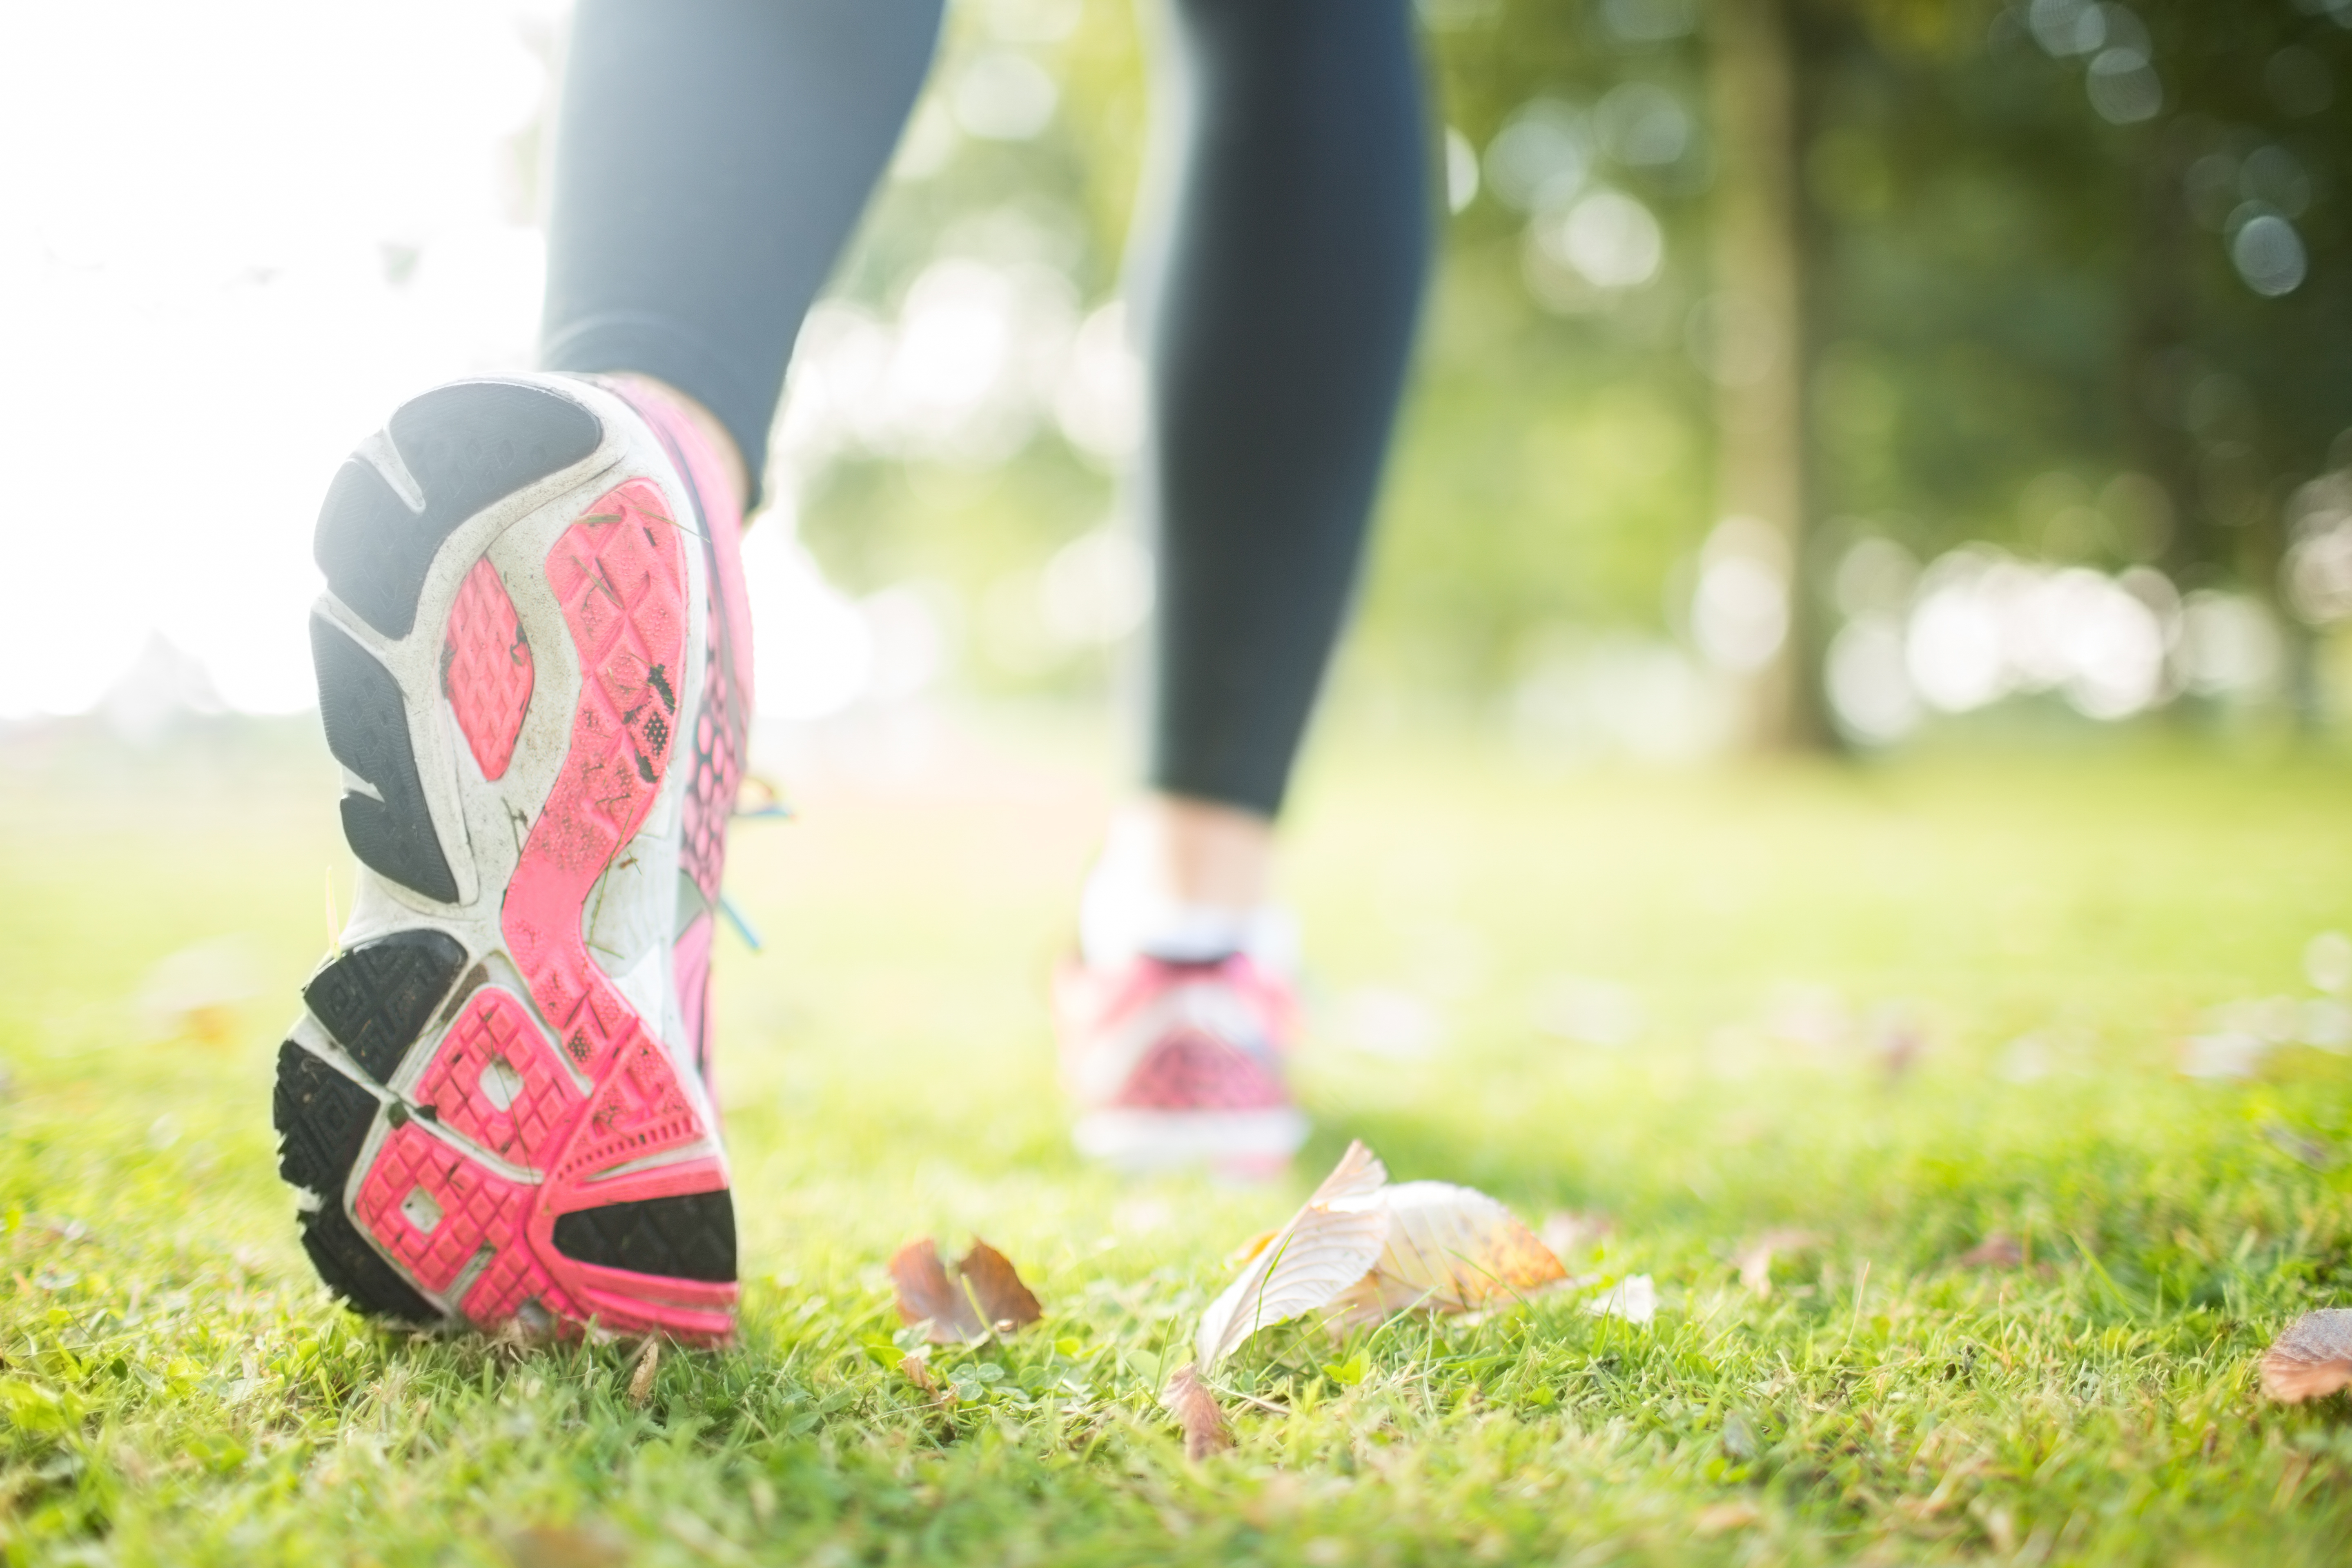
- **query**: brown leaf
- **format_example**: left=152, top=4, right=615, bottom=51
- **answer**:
left=1331, top=1180, right=1568, bottom=1319
left=1693, top=1501, right=1763, bottom=1536
left=504, top=1523, right=629, bottom=1568
left=1196, top=1141, right=1393, bottom=1367
left=2261, top=1308, right=2352, bottom=1402
left=956, top=1238, right=1042, bottom=1332
left=889, top=1237, right=986, bottom=1343
left=2262, top=1121, right=2336, bottom=1170
left=626, top=1336, right=660, bottom=1408
left=1957, top=1233, right=2024, bottom=1269
left=1734, top=1229, right=1822, bottom=1299
left=899, top=1354, right=951, bottom=1401
left=1158, top=1361, right=1234, bottom=1461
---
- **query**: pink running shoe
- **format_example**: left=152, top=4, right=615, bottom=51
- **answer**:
left=274, top=373, right=753, bottom=1342
left=1051, top=953, right=1310, bottom=1176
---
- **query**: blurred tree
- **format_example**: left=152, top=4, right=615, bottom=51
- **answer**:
left=780, top=0, right=2352, bottom=737
left=1708, top=0, right=1815, bottom=746
left=1785, top=0, right=2352, bottom=723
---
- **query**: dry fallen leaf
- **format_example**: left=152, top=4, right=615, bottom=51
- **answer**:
left=1197, top=1141, right=1572, bottom=1366
left=1733, top=1229, right=1822, bottom=1299
left=1693, top=1501, right=1763, bottom=1536
left=1159, top=1361, right=1234, bottom=1461
left=889, top=1237, right=987, bottom=1343
left=1196, top=1142, right=1394, bottom=1367
left=504, top=1523, right=629, bottom=1568
left=889, top=1236, right=1045, bottom=1343
left=1228, top=1227, right=1282, bottom=1266
left=958, top=1238, right=1043, bottom=1332
left=1957, top=1233, right=2025, bottom=1269
left=626, top=1336, right=660, bottom=1408
left=899, top=1354, right=950, bottom=1402
left=2261, top=1308, right=2352, bottom=1402
left=1331, top=1180, right=1568, bottom=1319
left=2262, top=1121, right=2336, bottom=1170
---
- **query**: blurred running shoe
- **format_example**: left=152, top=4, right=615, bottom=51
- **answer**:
left=273, top=373, right=752, bottom=1341
left=1052, top=951, right=1309, bottom=1178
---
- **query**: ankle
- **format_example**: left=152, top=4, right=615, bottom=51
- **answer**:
left=1079, top=794, right=1291, bottom=970
left=603, top=373, right=750, bottom=519
left=1115, top=793, right=1275, bottom=909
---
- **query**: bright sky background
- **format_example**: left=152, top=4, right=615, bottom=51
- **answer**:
left=0, top=0, right=566, bottom=718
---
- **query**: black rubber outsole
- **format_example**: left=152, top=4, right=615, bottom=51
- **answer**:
left=311, top=616, right=461, bottom=904
left=550, top=1192, right=737, bottom=1283
left=313, top=380, right=603, bottom=641
left=272, top=1037, right=439, bottom=1323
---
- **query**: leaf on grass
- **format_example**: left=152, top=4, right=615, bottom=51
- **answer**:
left=958, top=1238, right=1043, bottom=1332
left=1733, top=1229, right=1822, bottom=1299
left=2261, top=1120, right=2336, bottom=1170
left=889, top=1236, right=1044, bottom=1343
left=1330, top=1180, right=1569, bottom=1320
left=1159, top=1361, right=1234, bottom=1461
left=889, top=1237, right=987, bottom=1343
left=1196, top=1141, right=1393, bottom=1367
left=504, top=1523, right=629, bottom=1568
left=1956, top=1233, right=2024, bottom=1269
left=1197, top=1141, right=1573, bottom=1365
left=626, top=1336, right=660, bottom=1408
left=1693, top=1501, right=1762, bottom=1536
left=899, top=1354, right=951, bottom=1402
left=1228, top=1227, right=1282, bottom=1266
left=2261, top=1308, right=2352, bottom=1402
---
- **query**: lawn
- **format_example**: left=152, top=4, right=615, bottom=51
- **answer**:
left=3, top=713, right=2351, bottom=1566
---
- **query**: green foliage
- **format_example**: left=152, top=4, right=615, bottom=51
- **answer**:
left=785, top=0, right=2352, bottom=705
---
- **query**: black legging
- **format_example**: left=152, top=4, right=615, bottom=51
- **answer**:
left=541, top=0, right=1427, bottom=817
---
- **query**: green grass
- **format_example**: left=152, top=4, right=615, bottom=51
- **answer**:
left=4, top=716, right=2352, bottom=1565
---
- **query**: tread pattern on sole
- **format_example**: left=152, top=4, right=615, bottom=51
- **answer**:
left=272, top=1041, right=379, bottom=1195
left=272, top=1041, right=437, bottom=1323
left=354, top=1123, right=535, bottom=1299
left=411, top=986, right=581, bottom=1167
left=550, top=1192, right=737, bottom=1283
left=302, top=931, right=468, bottom=1083
left=500, top=483, right=689, bottom=1093
left=314, top=381, right=602, bottom=640
left=312, top=615, right=459, bottom=903
left=298, top=1207, right=440, bottom=1325
left=443, top=558, right=534, bottom=780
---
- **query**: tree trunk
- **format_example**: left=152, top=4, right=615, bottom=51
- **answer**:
left=1706, top=0, right=1822, bottom=748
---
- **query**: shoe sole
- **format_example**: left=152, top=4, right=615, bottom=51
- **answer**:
left=274, top=375, right=737, bottom=1341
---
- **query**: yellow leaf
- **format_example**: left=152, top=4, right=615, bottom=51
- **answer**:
left=1331, top=1180, right=1568, bottom=1319
left=1197, top=1143, right=1573, bottom=1366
